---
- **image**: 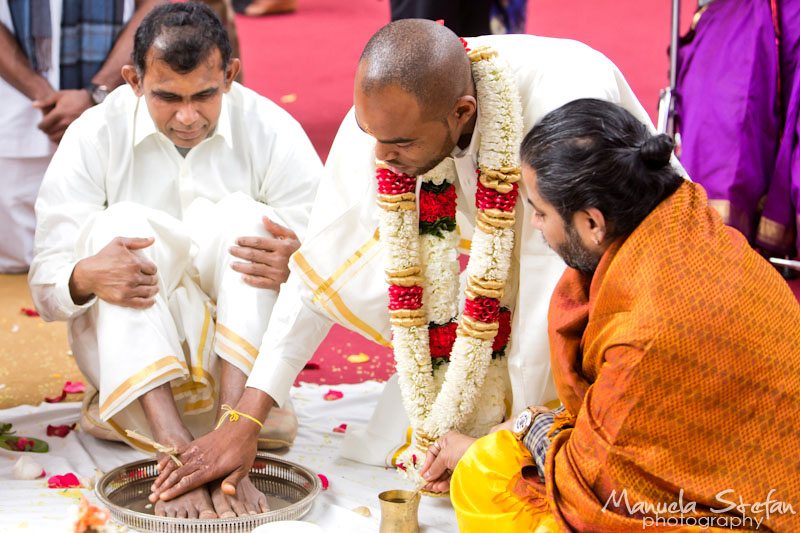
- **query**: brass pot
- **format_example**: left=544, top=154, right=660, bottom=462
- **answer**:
left=378, top=489, right=421, bottom=533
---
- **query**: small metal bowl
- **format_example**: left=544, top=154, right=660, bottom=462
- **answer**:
left=95, top=453, right=321, bottom=532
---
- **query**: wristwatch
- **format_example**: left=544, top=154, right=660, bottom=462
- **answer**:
left=85, top=82, right=109, bottom=105
left=512, top=407, right=547, bottom=440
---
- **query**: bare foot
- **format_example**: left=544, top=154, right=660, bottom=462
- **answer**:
left=210, top=476, right=269, bottom=517
left=154, top=485, right=217, bottom=518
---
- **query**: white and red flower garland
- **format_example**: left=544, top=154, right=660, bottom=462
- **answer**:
left=376, top=45, right=523, bottom=464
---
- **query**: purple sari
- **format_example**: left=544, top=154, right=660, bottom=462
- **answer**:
left=675, top=0, right=785, bottom=246
left=758, top=0, right=800, bottom=254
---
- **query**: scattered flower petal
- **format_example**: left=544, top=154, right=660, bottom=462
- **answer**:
left=44, top=391, right=67, bottom=403
left=412, top=454, right=418, bottom=467
left=346, top=353, right=370, bottom=364
left=63, top=381, right=86, bottom=394
left=323, top=389, right=343, bottom=401
left=318, top=474, right=329, bottom=490
left=303, top=362, right=320, bottom=370
left=280, top=93, right=297, bottom=103
left=46, top=424, right=76, bottom=438
left=12, top=456, right=44, bottom=480
left=352, top=506, right=371, bottom=517
left=11, top=324, right=19, bottom=333
left=20, top=308, right=39, bottom=317
left=47, top=473, right=81, bottom=489
left=397, top=462, right=407, bottom=472
left=332, top=423, right=347, bottom=434
left=15, top=437, right=34, bottom=451
left=73, top=495, right=110, bottom=530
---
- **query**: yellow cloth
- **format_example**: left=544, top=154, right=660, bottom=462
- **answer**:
left=452, top=430, right=559, bottom=532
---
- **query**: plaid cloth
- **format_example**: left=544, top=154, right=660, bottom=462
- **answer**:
left=8, top=0, right=53, bottom=73
left=522, top=406, right=564, bottom=482
left=59, top=0, right=127, bottom=89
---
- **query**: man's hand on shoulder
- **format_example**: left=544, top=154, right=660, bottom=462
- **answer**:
left=69, top=237, right=159, bottom=308
left=229, top=216, right=300, bottom=290
left=33, top=89, right=94, bottom=143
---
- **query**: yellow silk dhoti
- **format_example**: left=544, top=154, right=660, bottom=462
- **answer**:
left=452, top=430, right=558, bottom=532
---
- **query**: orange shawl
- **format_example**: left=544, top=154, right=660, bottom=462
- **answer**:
left=543, top=182, right=800, bottom=531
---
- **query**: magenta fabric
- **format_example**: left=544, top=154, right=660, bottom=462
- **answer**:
left=675, top=0, right=780, bottom=241
left=758, top=0, right=800, bottom=254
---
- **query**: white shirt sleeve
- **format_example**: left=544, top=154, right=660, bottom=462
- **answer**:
left=246, top=272, right=334, bottom=407
left=28, top=113, right=107, bottom=322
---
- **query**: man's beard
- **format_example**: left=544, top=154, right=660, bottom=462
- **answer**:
left=546, top=223, right=601, bottom=274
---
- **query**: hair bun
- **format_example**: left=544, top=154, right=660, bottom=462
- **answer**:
left=639, top=134, right=674, bottom=169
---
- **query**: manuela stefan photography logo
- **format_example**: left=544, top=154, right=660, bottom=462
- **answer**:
left=602, top=488, right=796, bottom=530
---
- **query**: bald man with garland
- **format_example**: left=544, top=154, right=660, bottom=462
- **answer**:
left=149, top=19, right=681, bottom=504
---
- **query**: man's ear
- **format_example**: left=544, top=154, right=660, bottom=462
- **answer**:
left=575, top=207, right=608, bottom=247
left=449, top=95, right=477, bottom=128
left=224, top=58, right=241, bottom=91
left=121, top=65, right=143, bottom=97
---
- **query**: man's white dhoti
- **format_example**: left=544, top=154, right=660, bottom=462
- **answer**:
left=71, top=193, right=288, bottom=450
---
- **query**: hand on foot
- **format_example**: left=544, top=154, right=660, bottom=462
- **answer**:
left=211, top=476, right=269, bottom=517
left=154, top=485, right=216, bottom=518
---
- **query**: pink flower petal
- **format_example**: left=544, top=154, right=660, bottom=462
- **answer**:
left=44, top=391, right=67, bottom=403
left=323, top=389, right=343, bottom=401
left=332, top=423, right=347, bottom=434
left=20, top=307, right=39, bottom=317
left=303, top=362, right=320, bottom=370
left=39, top=469, right=46, bottom=479
left=397, top=462, right=407, bottom=472
left=46, top=424, right=76, bottom=438
left=318, top=474, right=329, bottom=490
left=15, top=437, right=34, bottom=451
left=63, top=381, right=86, bottom=394
left=47, top=473, right=81, bottom=488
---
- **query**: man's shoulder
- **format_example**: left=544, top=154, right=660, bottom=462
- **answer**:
left=470, top=34, right=612, bottom=70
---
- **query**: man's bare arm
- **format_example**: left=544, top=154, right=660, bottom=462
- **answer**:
left=0, top=22, right=55, bottom=102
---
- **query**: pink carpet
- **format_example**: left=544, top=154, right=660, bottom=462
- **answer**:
left=231, top=1, right=797, bottom=385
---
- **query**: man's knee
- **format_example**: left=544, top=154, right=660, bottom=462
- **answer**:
left=82, top=202, right=157, bottom=253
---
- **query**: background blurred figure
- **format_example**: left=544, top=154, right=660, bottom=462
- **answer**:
left=490, top=0, right=527, bottom=34
left=389, top=0, right=492, bottom=36
left=233, top=0, right=296, bottom=17
left=199, top=0, right=244, bottom=81
left=0, top=0, right=162, bottom=273
left=675, top=0, right=799, bottom=260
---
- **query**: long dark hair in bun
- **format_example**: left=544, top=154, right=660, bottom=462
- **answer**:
left=520, top=98, right=684, bottom=238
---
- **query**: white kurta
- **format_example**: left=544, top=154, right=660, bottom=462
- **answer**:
left=29, top=82, right=323, bottom=446
left=246, top=34, right=658, bottom=463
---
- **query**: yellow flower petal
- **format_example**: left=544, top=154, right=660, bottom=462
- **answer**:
left=346, top=353, right=370, bottom=364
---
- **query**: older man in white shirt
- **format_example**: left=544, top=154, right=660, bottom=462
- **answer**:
left=29, top=2, right=322, bottom=519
